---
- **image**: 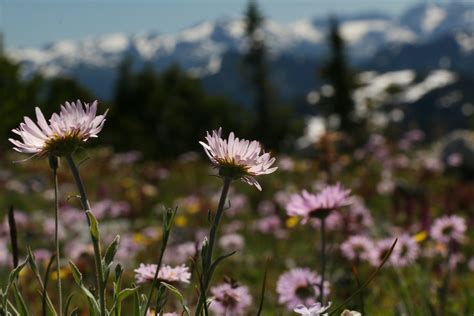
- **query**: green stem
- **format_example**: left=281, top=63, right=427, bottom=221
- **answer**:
left=195, top=177, right=231, bottom=316
left=144, top=218, right=172, bottom=315
left=319, top=216, right=326, bottom=303
left=66, top=154, right=106, bottom=316
left=51, top=157, right=63, bottom=316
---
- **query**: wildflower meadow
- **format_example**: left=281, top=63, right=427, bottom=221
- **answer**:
left=0, top=99, right=472, bottom=316
left=1, top=1, right=474, bottom=315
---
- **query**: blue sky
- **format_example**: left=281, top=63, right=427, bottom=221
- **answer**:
left=2, top=0, right=421, bottom=49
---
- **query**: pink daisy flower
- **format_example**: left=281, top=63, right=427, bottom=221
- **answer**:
left=286, top=183, right=352, bottom=221
left=430, top=215, right=466, bottom=244
left=369, top=238, right=398, bottom=268
left=340, top=235, right=375, bottom=262
left=294, top=302, right=332, bottom=316
left=134, top=263, right=191, bottom=284
left=218, top=233, right=245, bottom=252
left=209, top=282, right=252, bottom=316
left=345, top=197, right=373, bottom=232
left=10, top=100, right=107, bottom=157
left=199, top=128, right=277, bottom=190
left=276, top=268, right=330, bottom=310
left=390, top=234, right=419, bottom=267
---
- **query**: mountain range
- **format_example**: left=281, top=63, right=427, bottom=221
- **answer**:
left=8, top=2, right=474, bottom=106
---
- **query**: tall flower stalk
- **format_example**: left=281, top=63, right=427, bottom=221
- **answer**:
left=66, top=154, right=106, bottom=316
left=49, top=155, right=62, bottom=316
left=195, top=129, right=277, bottom=315
left=142, top=207, right=177, bottom=315
left=9, top=100, right=108, bottom=315
left=286, top=183, right=352, bottom=304
left=195, top=177, right=231, bottom=315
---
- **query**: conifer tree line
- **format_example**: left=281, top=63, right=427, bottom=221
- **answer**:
left=0, top=0, right=359, bottom=159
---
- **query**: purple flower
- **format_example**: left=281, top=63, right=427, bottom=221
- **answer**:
left=254, top=215, right=281, bottom=233
left=294, top=302, right=332, bottom=316
left=286, top=183, right=352, bottom=221
left=32, top=249, right=52, bottom=263
left=314, top=183, right=352, bottom=210
left=134, top=263, right=191, bottom=284
left=9, top=100, right=107, bottom=157
left=91, top=199, right=131, bottom=219
left=369, top=238, right=398, bottom=267
left=219, top=233, right=245, bottom=252
left=164, top=242, right=199, bottom=264
left=0, top=240, right=11, bottom=267
left=209, top=282, right=252, bottom=316
left=199, top=128, right=277, bottom=190
left=345, top=198, right=373, bottom=232
left=390, top=234, right=419, bottom=267
left=276, top=268, right=330, bottom=310
left=430, top=215, right=466, bottom=244
left=115, top=234, right=144, bottom=265
left=65, top=242, right=94, bottom=261
left=340, top=235, right=375, bottom=262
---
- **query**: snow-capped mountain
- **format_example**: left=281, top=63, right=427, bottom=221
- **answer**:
left=399, top=2, right=474, bottom=40
left=7, top=2, right=474, bottom=101
left=10, top=16, right=414, bottom=77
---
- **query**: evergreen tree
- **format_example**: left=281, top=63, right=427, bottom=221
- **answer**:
left=243, top=0, right=272, bottom=147
left=320, top=17, right=357, bottom=134
left=108, top=62, right=249, bottom=159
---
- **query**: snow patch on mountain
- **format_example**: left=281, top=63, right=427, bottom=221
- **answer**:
left=353, top=70, right=415, bottom=118
left=99, top=33, right=130, bottom=52
left=455, top=32, right=474, bottom=53
left=421, top=5, right=446, bottom=33
left=402, top=70, right=456, bottom=103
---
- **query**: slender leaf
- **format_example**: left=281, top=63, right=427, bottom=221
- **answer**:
left=256, top=259, right=270, bottom=316
left=64, top=293, right=74, bottom=316
left=68, top=261, right=100, bottom=314
left=86, top=211, right=100, bottom=241
left=12, top=284, right=29, bottom=316
left=42, top=255, right=57, bottom=316
left=104, top=235, right=120, bottom=266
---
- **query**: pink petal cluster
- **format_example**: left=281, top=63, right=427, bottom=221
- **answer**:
left=368, top=238, right=398, bottom=267
left=390, top=234, right=420, bottom=267
left=276, top=268, right=330, bottom=310
left=146, top=310, right=178, bottom=316
left=294, top=302, right=332, bottom=316
left=199, top=128, right=277, bottom=190
left=430, top=215, right=466, bottom=244
left=345, top=197, right=373, bottom=232
left=10, top=100, right=107, bottom=157
left=286, top=183, right=352, bottom=221
left=209, top=282, right=252, bottom=316
left=134, top=263, right=191, bottom=284
left=340, top=235, right=375, bottom=262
